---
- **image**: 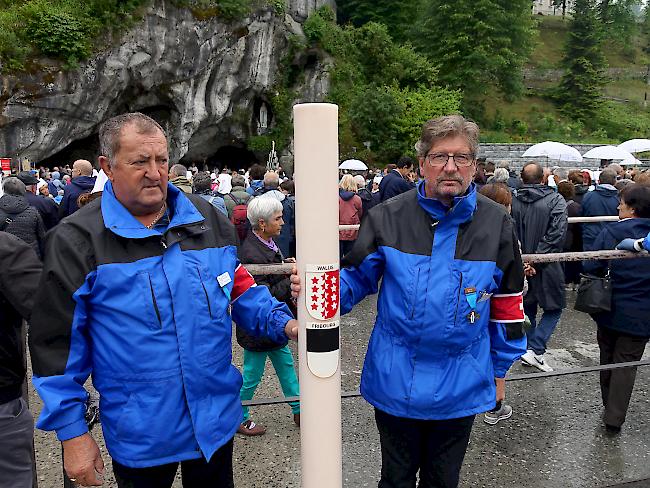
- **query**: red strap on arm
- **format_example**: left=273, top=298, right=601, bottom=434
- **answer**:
left=490, top=293, right=524, bottom=323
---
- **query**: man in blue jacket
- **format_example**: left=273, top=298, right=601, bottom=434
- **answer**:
left=340, top=115, right=526, bottom=488
left=581, top=168, right=619, bottom=250
left=29, top=113, right=298, bottom=488
left=58, top=159, right=96, bottom=218
left=379, top=156, right=415, bottom=202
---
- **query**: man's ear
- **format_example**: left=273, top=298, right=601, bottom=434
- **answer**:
left=99, top=156, right=113, bottom=181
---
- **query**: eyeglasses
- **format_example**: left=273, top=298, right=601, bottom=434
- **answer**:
left=425, top=153, right=476, bottom=167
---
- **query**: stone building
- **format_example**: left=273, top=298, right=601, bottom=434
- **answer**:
left=532, top=0, right=574, bottom=16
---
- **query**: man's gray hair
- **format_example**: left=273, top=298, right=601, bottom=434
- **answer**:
left=496, top=161, right=510, bottom=170
left=553, top=167, right=569, bottom=182
left=2, top=177, right=26, bottom=196
left=414, top=114, right=480, bottom=158
left=231, top=174, right=245, bottom=188
left=99, top=112, right=165, bottom=167
left=263, top=171, right=280, bottom=189
left=247, top=196, right=283, bottom=230
left=169, top=164, right=187, bottom=178
left=599, top=168, right=617, bottom=185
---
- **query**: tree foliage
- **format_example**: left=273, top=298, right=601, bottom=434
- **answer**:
left=301, top=8, right=461, bottom=163
left=414, top=0, right=536, bottom=102
left=597, top=0, right=642, bottom=48
left=335, top=0, right=419, bottom=43
left=557, top=0, right=608, bottom=122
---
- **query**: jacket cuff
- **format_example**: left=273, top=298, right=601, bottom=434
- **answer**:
left=56, top=419, right=89, bottom=441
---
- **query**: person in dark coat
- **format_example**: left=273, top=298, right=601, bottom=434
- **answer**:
left=276, top=179, right=296, bottom=258
left=581, top=168, right=619, bottom=250
left=236, top=196, right=300, bottom=436
left=17, top=171, right=59, bottom=230
left=583, top=184, right=650, bottom=433
left=379, top=156, right=415, bottom=202
left=557, top=181, right=583, bottom=286
left=59, top=160, right=96, bottom=218
left=0, top=231, right=42, bottom=488
left=0, top=177, right=46, bottom=258
left=512, top=162, right=568, bottom=372
left=568, top=170, right=588, bottom=205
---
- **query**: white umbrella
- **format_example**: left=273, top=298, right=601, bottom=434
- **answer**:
left=338, top=159, right=368, bottom=171
left=522, top=141, right=583, bottom=162
left=583, top=145, right=634, bottom=160
left=619, top=139, right=650, bottom=154
left=620, top=156, right=641, bottom=166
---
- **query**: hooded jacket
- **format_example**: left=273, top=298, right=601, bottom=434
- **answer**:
left=29, top=182, right=293, bottom=468
left=581, top=185, right=620, bottom=250
left=512, top=185, right=568, bottom=310
left=0, top=232, right=42, bottom=405
left=340, top=183, right=526, bottom=419
left=339, top=190, right=362, bottom=241
left=48, top=172, right=62, bottom=196
left=59, top=175, right=96, bottom=218
left=584, top=218, right=650, bottom=337
left=0, top=194, right=46, bottom=258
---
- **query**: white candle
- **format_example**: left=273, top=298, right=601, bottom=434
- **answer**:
left=294, top=103, right=342, bottom=488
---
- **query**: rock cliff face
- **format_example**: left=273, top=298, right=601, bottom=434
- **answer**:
left=0, top=0, right=335, bottom=167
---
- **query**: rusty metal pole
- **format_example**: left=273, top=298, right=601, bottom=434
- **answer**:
left=293, top=103, right=342, bottom=488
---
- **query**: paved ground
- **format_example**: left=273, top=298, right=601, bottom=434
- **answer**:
left=30, top=289, right=649, bottom=487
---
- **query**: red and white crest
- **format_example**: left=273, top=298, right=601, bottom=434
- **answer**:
left=305, top=264, right=340, bottom=320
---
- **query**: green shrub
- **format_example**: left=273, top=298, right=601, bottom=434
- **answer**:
left=28, top=10, right=93, bottom=65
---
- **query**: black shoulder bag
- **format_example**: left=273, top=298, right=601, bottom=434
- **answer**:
left=574, top=268, right=612, bottom=314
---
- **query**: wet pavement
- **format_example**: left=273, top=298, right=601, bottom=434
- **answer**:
left=30, top=289, right=649, bottom=487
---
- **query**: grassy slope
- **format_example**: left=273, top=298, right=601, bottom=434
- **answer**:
left=482, top=16, right=649, bottom=142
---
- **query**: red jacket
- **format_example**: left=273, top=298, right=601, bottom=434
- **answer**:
left=339, top=190, right=363, bottom=241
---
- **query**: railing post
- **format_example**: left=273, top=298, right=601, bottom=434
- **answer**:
left=293, top=103, right=342, bottom=488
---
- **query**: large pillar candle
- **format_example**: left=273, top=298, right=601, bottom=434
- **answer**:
left=293, top=103, right=342, bottom=488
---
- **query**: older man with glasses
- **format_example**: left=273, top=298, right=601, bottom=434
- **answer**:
left=338, top=114, right=527, bottom=488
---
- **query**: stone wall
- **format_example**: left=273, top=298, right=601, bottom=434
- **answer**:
left=479, top=143, right=648, bottom=170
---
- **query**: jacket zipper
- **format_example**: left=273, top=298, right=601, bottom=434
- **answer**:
left=147, top=275, right=162, bottom=326
left=197, top=267, right=213, bottom=318
left=410, top=268, right=420, bottom=319
left=453, top=272, right=463, bottom=325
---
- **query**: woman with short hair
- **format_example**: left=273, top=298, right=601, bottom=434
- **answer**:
left=235, top=197, right=300, bottom=435
left=584, top=183, right=650, bottom=433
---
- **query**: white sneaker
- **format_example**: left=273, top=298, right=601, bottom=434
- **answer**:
left=521, top=350, right=553, bottom=372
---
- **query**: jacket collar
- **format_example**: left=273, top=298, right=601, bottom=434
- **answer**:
left=416, top=180, right=476, bottom=224
left=102, top=181, right=204, bottom=239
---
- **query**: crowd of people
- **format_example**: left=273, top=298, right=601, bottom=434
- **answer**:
left=0, top=111, right=648, bottom=488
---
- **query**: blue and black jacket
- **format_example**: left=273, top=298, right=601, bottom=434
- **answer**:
left=29, top=182, right=293, bottom=468
left=340, top=182, right=526, bottom=420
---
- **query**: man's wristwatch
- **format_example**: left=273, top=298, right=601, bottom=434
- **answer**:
left=633, top=238, right=645, bottom=252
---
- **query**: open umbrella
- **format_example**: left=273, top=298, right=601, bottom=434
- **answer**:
left=338, top=159, right=368, bottom=171
left=619, top=139, right=650, bottom=154
left=583, top=145, right=633, bottom=160
left=522, top=141, right=583, bottom=162
left=620, top=156, right=641, bottom=166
